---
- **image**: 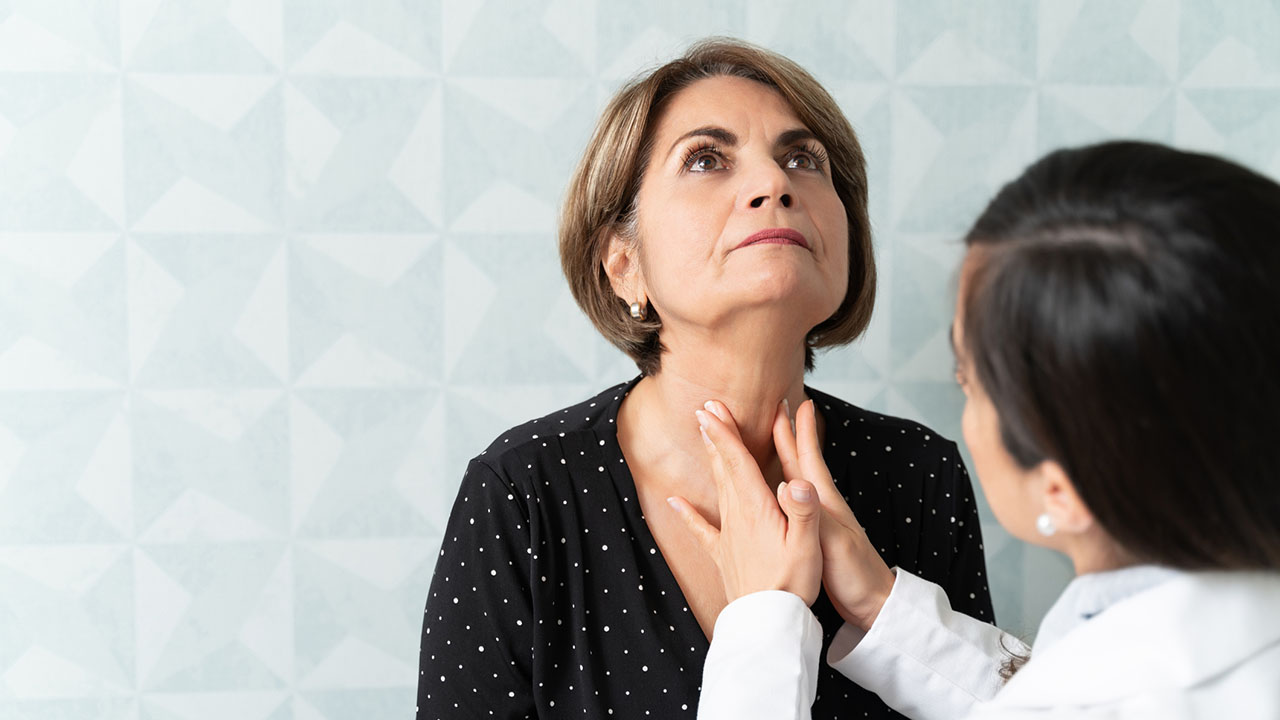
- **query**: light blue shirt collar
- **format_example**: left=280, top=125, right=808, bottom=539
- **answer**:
left=1034, top=564, right=1181, bottom=651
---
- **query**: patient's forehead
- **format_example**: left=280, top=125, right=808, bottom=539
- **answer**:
left=651, top=75, right=802, bottom=145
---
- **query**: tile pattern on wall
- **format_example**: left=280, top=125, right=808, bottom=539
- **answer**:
left=0, top=1, right=1277, bottom=717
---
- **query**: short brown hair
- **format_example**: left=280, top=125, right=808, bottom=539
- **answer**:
left=559, top=38, right=875, bottom=375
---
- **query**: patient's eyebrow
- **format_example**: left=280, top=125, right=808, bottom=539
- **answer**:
left=667, top=126, right=737, bottom=157
left=775, top=128, right=820, bottom=150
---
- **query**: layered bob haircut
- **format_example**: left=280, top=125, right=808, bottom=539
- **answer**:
left=559, top=38, right=874, bottom=376
left=961, top=140, right=1280, bottom=570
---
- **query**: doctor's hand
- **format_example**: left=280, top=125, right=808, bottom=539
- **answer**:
left=667, top=400, right=823, bottom=606
left=776, top=399, right=897, bottom=631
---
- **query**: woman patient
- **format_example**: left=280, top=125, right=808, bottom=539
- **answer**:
left=689, top=140, right=1280, bottom=719
left=417, top=40, right=994, bottom=718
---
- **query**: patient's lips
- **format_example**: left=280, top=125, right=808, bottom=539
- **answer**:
left=735, top=228, right=809, bottom=250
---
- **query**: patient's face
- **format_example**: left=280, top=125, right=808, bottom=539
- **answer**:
left=625, top=75, right=849, bottom=341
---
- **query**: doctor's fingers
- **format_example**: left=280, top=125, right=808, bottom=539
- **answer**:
left=775, top=402, right=846, bottom=521
left=701, top=400, right=744, bottom=442
left=817, top=504, right=877, bottom=558
left=697, top=405, right=776, bottom=512
left=792, top=400, right=860, bottom=526
left=773, top=401, right=803, bottom=482
left=667, top=494, right=720, bottom=557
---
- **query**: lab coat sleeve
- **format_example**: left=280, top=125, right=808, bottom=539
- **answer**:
left=697, top=590, right=824, bottom=720
left=828, top=568, right=1025, bottom=720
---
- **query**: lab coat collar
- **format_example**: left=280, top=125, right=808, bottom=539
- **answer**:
left=993, top=570, right=1280, bottom=708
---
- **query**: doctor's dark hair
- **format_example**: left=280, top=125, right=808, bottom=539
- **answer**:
left=961, top=140, right=1280, bottom=570
left=559, top=38, right=874, bottom=376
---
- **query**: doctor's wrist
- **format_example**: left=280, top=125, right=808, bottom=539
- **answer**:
left=835, top=566, right=896, bottom=631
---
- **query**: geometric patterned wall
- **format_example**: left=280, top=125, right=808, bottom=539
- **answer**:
left=1, top=1, right=1277, bottom=717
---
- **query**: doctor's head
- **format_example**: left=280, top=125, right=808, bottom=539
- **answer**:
left=952, top=141, right=1280, bottom=573
left=559, top=38, right=875, bottom=376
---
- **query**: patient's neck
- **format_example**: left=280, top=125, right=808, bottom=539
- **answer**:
left=617, top=340, right=810, bottom=506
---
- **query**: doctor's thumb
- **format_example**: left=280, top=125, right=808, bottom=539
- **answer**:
left=781, top=479, right=820, bottom=533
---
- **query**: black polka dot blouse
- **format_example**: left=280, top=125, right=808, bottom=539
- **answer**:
left=417, top=378, right=994, bottom=719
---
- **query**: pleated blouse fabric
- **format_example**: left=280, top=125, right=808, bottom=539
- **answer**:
left=417, top=378, right=995, bottom=719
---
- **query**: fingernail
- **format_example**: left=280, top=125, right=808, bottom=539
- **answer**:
left=790, top=483, right=812, bottom=502
left=695, top=409, right=708, bottom=428
left=782, top=398, right=790, bottom=417
left=666, top=497, right=681, bottom=512
left=699, top=425, right=713, bottom=447
left=704, top=400, right=726, bottom=422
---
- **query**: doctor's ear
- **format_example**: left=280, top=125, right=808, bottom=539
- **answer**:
left=1036, top=460, right=1095, bottom=536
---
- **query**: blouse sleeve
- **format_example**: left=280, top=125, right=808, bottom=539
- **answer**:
left=417, top=459, right=536, bottom=720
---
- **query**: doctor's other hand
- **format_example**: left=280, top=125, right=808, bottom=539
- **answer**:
left=668, top=400, right=823, bottom=606
left=776, top=399, right=897, bottom=631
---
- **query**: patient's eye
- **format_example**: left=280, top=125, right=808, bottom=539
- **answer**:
left=783, top=143, right=828, bottom=172
left=682, top=145, right=728, bottom=173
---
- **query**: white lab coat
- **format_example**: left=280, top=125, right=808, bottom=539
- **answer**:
left=699, top=568, right=1280, bottom=720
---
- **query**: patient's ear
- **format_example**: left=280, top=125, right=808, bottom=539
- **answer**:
left=603, top=230, right=645, bottom=303
left=1038, top=460, right=1094, bottom=535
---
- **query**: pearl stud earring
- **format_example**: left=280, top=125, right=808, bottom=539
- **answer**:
left=1035, top=513, right=1057, bottom=537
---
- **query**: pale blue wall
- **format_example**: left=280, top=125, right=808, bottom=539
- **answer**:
left=2, top=1, right=1278, bottom=718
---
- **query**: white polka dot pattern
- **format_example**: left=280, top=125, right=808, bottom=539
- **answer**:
left=416, top=379, right=994, bottom=718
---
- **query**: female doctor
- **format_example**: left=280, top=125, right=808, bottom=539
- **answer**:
left=668, top=140, right=1280, bottom=719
